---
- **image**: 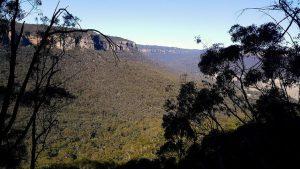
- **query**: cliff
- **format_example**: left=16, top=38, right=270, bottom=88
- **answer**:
left=0, top=23, right=138, bottom=52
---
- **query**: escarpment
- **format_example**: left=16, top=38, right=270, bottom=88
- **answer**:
left=0, top=23, right=138, bottom=52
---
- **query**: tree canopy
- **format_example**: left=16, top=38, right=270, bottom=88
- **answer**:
left=160, top=1, right=300, bottom=168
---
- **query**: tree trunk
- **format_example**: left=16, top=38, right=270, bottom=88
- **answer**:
left=0, top=0, right=19, bottom=141
left=30, top=114, right=37, bottom=169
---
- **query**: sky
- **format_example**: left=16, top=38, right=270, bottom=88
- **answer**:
left=25, top=0, right=283, bottom=49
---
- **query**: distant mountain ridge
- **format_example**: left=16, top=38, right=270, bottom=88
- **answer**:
left=0, top=23, right=139, bottom=52
left=138, top=44, right=202, bottom=55
left=1, top=23, right=205, bottom=76
left=138, top=44, right=204, bottom=76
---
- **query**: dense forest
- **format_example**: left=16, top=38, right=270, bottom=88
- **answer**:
left=1, top=0, right=300, bottom=169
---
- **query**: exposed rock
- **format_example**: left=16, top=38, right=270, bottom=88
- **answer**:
left=0, top=23, right=138, bottom=52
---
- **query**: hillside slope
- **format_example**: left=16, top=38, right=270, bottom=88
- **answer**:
left=35, top=50, right=179, bottom=166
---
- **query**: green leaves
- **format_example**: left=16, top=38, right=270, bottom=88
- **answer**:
left=255, top=88, right=298, bottom=123
left=229, top=23, right=283, bottom=53
left=244, top=69, right=263, bottom=87
left=262, top=45, right=286, bottom=79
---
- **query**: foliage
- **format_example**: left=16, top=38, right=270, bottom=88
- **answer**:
left=0, top=49, right=180, bottom=167
left=160, top=1, right=300, bottom=168
left=158, top=82, right=197, bottom=159
left=0, top=1, right=108, bottom=168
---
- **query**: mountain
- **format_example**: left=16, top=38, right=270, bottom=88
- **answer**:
left=138, top=45, right=204, bottom=77
left=1, top=23, right=259, bottom=168
left=1, top=23, right=139, bottom=52
left=1, top=23, right=203, bottom=76
left=0, top=48, right=180, bottom=166
left=1, top=23, right=205, bottom=166
left=1, top=23, right=257, bottom=77
left=0, top=39, right=180, bottom=166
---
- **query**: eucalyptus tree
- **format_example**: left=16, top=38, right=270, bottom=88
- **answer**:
left=0, top=1, right=116, bottom=168
left=160, top=0, right=300, bottom=163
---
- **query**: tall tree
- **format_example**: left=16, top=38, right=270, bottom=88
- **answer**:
left=0, top=1, right=116, bottom=168
left=160, top=0, right=300, bottom=166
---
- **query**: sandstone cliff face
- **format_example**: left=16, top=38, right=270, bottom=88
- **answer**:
left=49, top=33, right=138, bottom=51
left=1, top=29, right=138, bottom=52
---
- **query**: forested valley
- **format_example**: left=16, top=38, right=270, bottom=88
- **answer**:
left=1, top=0, right=300, bottom=169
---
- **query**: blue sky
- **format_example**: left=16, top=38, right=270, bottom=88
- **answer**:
left=25, top=0, right=281, bottom=49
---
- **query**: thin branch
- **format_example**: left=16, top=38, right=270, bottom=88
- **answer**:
left=222, top=103, right=247, bottom=125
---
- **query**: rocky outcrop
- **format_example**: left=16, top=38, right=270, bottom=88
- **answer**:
left=48, top=33, right=138, bottom=51
left=0, top=23, right=138, bottom=52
